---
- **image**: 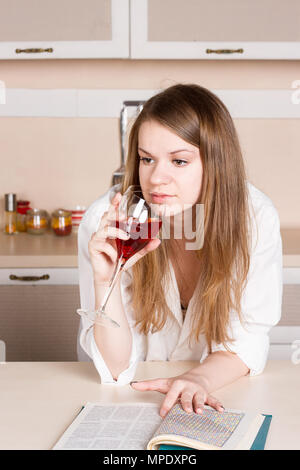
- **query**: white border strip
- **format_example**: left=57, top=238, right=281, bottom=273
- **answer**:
left=0, top=0, right=129, bottom=59
left=131, top=0, right=300, bottom=60
left=0, top=89, right=299, bottom=118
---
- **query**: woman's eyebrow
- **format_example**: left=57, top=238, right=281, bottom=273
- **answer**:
left=138, top=147, right=193, bottom=155
left=169, top=149, right=194, bottom=155
left=138, top=147, right=152, bottom=155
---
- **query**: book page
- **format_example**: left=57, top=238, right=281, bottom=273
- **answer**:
left=148, top=404, right=264, bottom=450
left=53, top=402, right=162, bottom=450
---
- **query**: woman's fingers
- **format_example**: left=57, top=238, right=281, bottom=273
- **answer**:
left=122, top=238, right=161, bottom=271
left=108, top=193, right=126, bottom=221
left=93, top=225, right=130, bottom=242
left=192, top=391, right=206, bottom=414
left=89, top=238, right=118, bottom=263
left=159, top=381, right=184, bottom=418
left=205, top=394, right=225, bottom=413
left=130, top=378, right=170, bottom=394
left=109, top=192, right=128, bottom=222
left=180, top=391, right=195, bottom=414
left=130, top=376, right=224, bottom=418
left=97, top=193, right=124, bottom=231
left=179, top=392, right=224, bottom=415
left=111, top=191, right=122, bottom=206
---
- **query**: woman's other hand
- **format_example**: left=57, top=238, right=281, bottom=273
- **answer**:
left=130, top=370, right=224, bottom=418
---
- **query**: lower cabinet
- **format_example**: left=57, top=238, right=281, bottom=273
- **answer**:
left=0, top=268, right=80, bottom=361
left=269, top=272, right=300, bottom=361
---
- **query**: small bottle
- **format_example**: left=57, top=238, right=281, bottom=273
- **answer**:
left=4, top=193, right=17, bottom=235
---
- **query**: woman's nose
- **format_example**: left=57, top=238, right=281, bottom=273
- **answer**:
left=149, top=162, right=172, bottom=185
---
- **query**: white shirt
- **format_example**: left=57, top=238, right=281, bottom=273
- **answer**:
left=77, top=182, right=283, bottom=385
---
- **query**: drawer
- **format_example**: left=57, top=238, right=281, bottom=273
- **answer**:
left=0, top=268, right=78, bottom=285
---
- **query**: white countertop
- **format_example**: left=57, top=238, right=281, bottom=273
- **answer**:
left=0, top=360, right=299, bottom=450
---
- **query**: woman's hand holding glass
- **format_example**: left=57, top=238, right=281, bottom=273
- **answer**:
left=89, top=192, right=127, bottom=285
left=77, top=186, right=162, bottom=328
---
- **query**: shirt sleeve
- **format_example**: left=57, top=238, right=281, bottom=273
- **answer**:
left=77, top=200, right=144, bottom=385
left=76, top=204, right=102, bottom=362
left=200, top=203, right=283, bottom=376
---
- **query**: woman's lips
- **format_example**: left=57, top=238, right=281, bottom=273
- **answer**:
left=151, top=193, right=174, bottom=203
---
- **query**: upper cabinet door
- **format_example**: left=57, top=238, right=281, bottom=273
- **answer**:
left=131, top=0, right=300, bottom=59
left=0, top=0, right=129, bottom=59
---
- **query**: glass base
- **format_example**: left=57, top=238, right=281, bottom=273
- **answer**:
left=76, top=308, right=120, bottom=328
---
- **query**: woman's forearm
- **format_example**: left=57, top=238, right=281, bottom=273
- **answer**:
left=190, top=351, right=250, bottom=393
left=93, top=279, right=132, bottom=380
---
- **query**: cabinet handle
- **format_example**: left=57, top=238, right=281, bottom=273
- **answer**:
left=15, top=48, right=53, bottom=54
left=206, top=48, right=244, bottom=54
left=9, top=274, right=50, bottom=282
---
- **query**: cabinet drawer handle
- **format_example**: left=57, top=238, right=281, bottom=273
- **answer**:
left=9, top=274, right=50, bottom=282
left=206, top=48, right=244, bottom=54
left=15, top=48, right=53, bottom=54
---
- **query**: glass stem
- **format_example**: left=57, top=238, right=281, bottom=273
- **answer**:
left=99, top=257, right=124, bottom=313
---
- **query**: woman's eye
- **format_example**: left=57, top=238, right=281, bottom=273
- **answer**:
left=139, top=157, right=153, bottom=164
left=139, top=157, right=188, bottom=167
left=173, top=159, right=187, bottom=166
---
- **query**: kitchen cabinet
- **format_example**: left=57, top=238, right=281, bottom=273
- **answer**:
left=0, top=232, right=81, bottom=361
left=2, top=0, right=299, bottom=61
left=270, top=268, right=300, bottom=360
left=0, top=268, right=80, bottom=361
left=0, top=0, right=129, bottom=60
left=131, top=0, right=300, bottom=59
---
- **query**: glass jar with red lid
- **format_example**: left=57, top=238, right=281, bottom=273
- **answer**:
left=16, top=200, right=32, bottom=232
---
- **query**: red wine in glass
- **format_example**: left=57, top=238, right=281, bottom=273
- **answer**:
left=116, top=218, right=162, bottom=262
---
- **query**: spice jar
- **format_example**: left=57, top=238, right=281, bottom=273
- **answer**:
left=26, top=209, right=48, bottom=235
left=17, top=200, right=32, bottom=232
left=4, top=193, right=17, bottom=235
left=70, top=206, right=86, bottom=232
left=51, top=209, right=72, bottom=236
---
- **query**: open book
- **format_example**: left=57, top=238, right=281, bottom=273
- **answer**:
left=53, top=402, right=271, bottom=451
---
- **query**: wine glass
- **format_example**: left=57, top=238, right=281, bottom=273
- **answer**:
left=77, top=185, right=162, bottom=328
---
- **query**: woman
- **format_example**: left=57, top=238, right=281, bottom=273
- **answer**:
left=78, top=84, right=282, bottom=418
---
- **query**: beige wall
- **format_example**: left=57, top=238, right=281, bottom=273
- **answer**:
left=0, top=59, right=299, bottom=228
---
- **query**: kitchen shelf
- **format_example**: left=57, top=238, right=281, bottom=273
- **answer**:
left=0, top=228, right=299, bottom=268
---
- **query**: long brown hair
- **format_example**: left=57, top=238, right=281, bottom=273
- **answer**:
left=122, top=84, right=251, bottom=352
